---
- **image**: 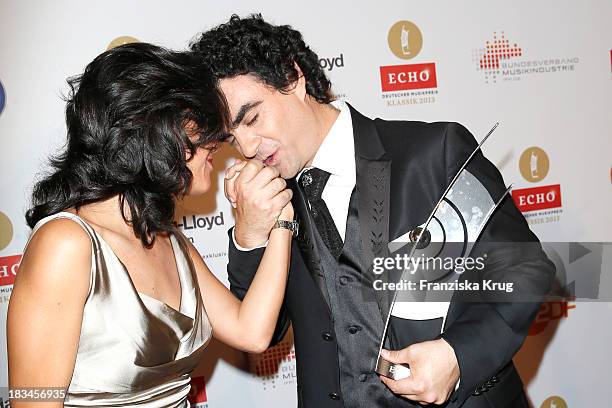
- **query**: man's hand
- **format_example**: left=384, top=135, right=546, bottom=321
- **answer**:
left=225, top=159, right=293, bottom=248
left=379, top=339, right=460, bottom=405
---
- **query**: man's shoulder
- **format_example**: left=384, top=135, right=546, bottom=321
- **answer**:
left=345, top=104, right=477, bottom=158
left=374, top=117, right=471, bottom=140
left=371, top=118, right=474, bottom=157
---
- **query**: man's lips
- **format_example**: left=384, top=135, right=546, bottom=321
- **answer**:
left=263, top=149, right=279, bottom=166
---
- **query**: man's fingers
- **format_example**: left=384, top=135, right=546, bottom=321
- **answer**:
left=224, top=159, right=247, bottom=180
left=379, top=375, right=422, bottom=399
left=270, top=189, right=293, bottom=212
left=381, top=348, right=411, bottom=365
left=236, top=159, right=265, bottom=184
left=224, top=161, right=247, bottom=206
left=224, top=177, right=238, bottom=207
left=261, top=177, right=287, bottom=199
left=380, top=375, right=438, bottom=405
left=249, top=165, right=281, bottom=188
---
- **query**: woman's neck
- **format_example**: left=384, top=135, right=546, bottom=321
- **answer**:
left=71, top=195, right=136, bottom=237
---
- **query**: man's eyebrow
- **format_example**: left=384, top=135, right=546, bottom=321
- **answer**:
left=232, top=101, right=263, bottom=128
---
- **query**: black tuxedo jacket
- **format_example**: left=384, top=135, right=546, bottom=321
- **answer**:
left=227, top=104, right=554, bottom=407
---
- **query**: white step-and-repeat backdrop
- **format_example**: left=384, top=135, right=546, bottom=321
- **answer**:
left=1, top=1, right=611, bottom=407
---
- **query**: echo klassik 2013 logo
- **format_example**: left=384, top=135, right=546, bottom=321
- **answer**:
left=380, top=20, right=438, bottom=103
left=512, top=146, right=563, bottom=221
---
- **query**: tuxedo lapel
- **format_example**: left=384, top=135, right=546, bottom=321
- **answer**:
left=288, top=104, right=394, bottom=316
left=348, top=104, right=393, bottom=321
left=288, top=178, right=331, bottom=308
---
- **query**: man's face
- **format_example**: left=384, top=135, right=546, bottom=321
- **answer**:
left=219, top=74, right=318, bottom=179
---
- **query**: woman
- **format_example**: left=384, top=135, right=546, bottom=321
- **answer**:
left=6, top=43, right=293, bottom=407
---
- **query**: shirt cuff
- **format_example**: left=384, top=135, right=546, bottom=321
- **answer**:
left=455, top=378, right=460, bottom=391
left=232, top=227, right=268, bottom=251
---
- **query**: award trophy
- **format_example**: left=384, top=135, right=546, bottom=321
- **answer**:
left=375, top=123, right=513, bottom=380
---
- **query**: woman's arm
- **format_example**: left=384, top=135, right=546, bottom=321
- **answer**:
left=187, top=203, right=293, bottom=353
left=7, top=219, right=92, bottom=408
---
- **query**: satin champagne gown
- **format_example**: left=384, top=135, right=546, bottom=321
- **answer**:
left=25, top=212, right=212, bottom=407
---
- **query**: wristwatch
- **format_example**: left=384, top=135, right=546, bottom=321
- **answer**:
left=273, top=219, right=299, bottom=237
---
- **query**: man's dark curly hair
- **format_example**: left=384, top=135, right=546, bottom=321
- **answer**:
left=26, top=43, right=229, bottom=247
left=190, top=14, right=334, bottom=104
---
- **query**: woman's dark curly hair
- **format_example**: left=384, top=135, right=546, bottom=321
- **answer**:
left=190, top=14, right=334, bottom=104
left=26, top=42, right=229, bottom=246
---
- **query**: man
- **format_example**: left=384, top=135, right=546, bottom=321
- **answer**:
left=191, top=15, right=554, bottom=407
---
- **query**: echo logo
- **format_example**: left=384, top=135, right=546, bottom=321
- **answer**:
left=380, top=63, right=437, bottom=92
left=0, top=254, right=21, bottom=287
left=511, top=184, right=562, bottom=212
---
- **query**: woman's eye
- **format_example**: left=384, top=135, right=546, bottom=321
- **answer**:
left=246, top=114, right=259, bottom=127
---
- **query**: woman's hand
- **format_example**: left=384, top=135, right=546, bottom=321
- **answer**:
left=224, top=159, right=247, bottom=208
left=278, top=201, right=294, bottom=222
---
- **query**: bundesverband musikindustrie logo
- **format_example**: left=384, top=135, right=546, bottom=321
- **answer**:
left=472, top=31, right=579, bottom=84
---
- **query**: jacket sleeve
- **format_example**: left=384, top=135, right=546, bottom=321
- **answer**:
left=438, top=123, right=555, bottom=405
left=226, top=228, right=291, bottom=346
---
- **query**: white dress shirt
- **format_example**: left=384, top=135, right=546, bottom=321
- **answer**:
left=296, top=100, right=355, bottom=240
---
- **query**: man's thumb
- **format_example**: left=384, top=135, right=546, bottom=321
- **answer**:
left=381, top=348, right=407, bottom=364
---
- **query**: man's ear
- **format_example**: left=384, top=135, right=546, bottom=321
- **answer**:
left=292, top=62, right=307, bottom=101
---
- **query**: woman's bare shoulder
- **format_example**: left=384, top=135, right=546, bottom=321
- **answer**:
left=17, top=217, right=93, bottom=296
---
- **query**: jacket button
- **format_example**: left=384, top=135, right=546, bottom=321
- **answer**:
left=358, top=373, right=368, bottom=382
left=339, top=276, right=350, bottom=286
left=348, top=325, right=362, bottom=334
left=329, top=392, right=340, bottom=400
left=322, top=332, right=334, bottom=341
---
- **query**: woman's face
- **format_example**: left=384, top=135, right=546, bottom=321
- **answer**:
left=185, top=141, right=218, bottom=196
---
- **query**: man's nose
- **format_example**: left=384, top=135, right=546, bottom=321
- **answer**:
left=237, top=133, right=261, bottom=159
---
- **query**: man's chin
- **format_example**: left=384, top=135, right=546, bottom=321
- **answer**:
left=279, top=167, right=299, bottom=180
